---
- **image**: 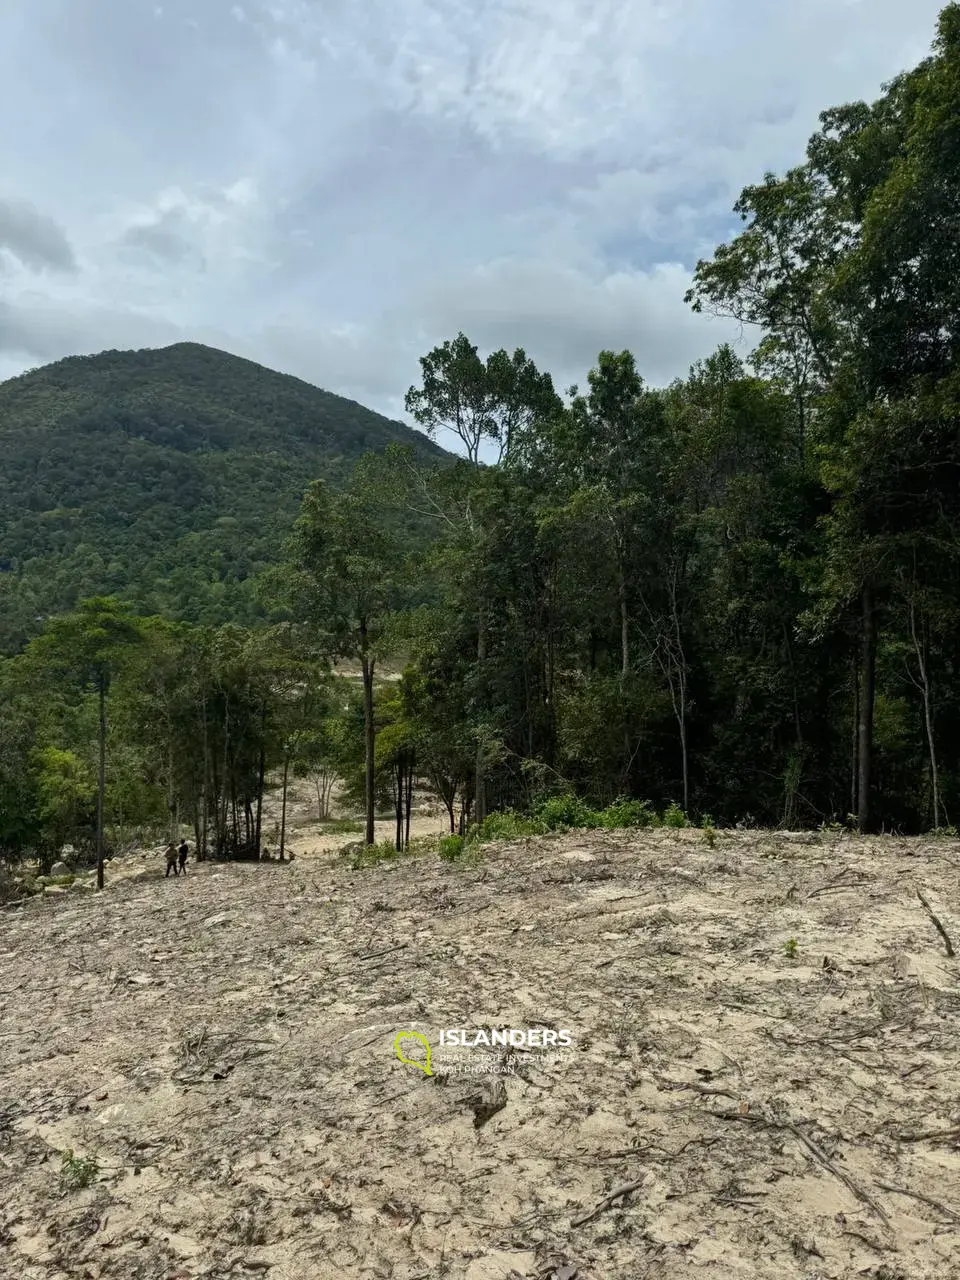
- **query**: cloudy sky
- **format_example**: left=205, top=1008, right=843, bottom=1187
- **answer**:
left=0, top=0, right=947, bottom=421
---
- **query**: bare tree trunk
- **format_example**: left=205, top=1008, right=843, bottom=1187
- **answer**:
left=360, top=618, right=376, bottom=846
left=404, top=757, right=413, bottom=851
left=394, top=761, right=403, bottom=852
left=96, top=680, right=107, bottom=891
left=200, top=687, right=209, bottom=860
left=850, top=646, right=859, bottom=821
left=278, top=754, right=290, bottom=861
left=857, top=586, right=876, bottom=834
left=909, top=595, right=941, bottom=830
left=167, top=738, right=176, bottom=847
left=474, top=613, right=487, bottom=827
left=618, top=562, right=629, bottom=678
left=254, top=738, right=266, bottom=853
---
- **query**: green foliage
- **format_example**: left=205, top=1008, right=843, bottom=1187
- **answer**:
left=473, top=811, right=546, bottom=842
left=783, top=938, right=799, bottom=960
left=662, top=802, right=688, bottom=829
left=60, top=1149, right=99, bottom=1190
left=346, top=839, right=403, bottom=869
left=597, top=798, right=656, bottom=829
left=438, top=834, right=466, bottom=861
left=0, top=343, right=444, bottom=653
left=5, top=9, right=960, bottom=849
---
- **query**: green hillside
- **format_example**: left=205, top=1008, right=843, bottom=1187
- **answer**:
left=0, top=342, right=445, bottom=652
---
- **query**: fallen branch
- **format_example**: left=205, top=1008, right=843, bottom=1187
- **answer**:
left=915, top=888, right=955, bottom=958
left=355, top=943, right=408, bottom=962
left=876, top=1181, right=960, bottom=1223
left=895, top=1125, right=960, bottom=1144
left=715, top=1111, right=889, bottom=1223
left=571, top=1177, right=645, bottom=1227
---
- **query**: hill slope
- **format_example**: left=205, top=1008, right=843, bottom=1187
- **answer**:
left=0, top=343, right=445, bottom=650
left=1, top=827, right=956, bottom=1278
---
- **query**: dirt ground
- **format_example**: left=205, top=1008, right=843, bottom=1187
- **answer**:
left=1, top=824, right=959, bottom=1280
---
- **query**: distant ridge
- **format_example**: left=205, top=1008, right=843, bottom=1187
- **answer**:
left=0, top=342, right=446, bottom=651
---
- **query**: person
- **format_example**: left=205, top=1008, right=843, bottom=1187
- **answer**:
left=165, top=844, right=179, bottom=878
left=177, top=840, right=189, bottom=874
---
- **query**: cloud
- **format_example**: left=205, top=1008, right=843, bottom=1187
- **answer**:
left=0, top=0, right=949, bottom=420
left=0, top=198, right=77, bottom=273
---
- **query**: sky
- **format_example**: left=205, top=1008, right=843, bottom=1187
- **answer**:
left=0, top=0, right=948, bottom=426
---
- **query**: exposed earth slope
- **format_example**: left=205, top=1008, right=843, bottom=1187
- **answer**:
left=1, top=827, right=959, bottom=1279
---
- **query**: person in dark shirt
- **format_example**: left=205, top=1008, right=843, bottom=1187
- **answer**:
left=177, top=840, right=189, bottom=874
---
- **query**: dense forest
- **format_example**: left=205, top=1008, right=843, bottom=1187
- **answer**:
left=2, top=4, right=960, bottom=874
left=0, top=342, right=444, bottom=653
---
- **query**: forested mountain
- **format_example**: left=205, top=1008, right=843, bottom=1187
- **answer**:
left=0, top=343, right=445, bottom=652
left=3, top=6, right=960, bottom=872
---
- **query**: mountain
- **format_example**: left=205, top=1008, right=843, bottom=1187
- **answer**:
left=0, top=342, right=446, bottom=652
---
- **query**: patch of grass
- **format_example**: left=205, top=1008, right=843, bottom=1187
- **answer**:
left=346, top=839, right=402, bottom=870
left=318, top=818, right=364, bottom=834
left=783, top=938, right=799, bottom=960
left=60, top=1149, right=99, bottom=1190
left=475, top=810, right=546, bottom=841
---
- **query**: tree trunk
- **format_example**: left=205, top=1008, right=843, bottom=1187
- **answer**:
left=857, top=586, right=876, bottom=834
left=254, top=737, right=266, bottom=854
left=404, top=757, right=413, bottom=851
left=167, top=739, right=176, bottom=847
left=360, top=618, right=376, bottom=846
left=278, top=754, right=290, bottom=861
left=618, top=562, right=629, bottom=678
left=394, top=761, right=403, bottom=852
left=850, top=646, right=859, bottom=821
left=474, top=612, right=487, bottom=827
left=909, top=595, right=941, bottom=830
left=96, top=680, right=107, bottom=891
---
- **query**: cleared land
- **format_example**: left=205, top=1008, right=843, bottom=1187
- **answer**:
left=1, top=826, right=959, bottom=1279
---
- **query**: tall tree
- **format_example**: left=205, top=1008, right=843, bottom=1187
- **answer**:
left=30, top=598, right=141, bottom=888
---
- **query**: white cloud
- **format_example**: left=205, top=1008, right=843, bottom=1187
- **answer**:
left=0, top=0, right=949, bottom=416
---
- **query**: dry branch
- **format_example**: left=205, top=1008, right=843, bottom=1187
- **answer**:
left=715, top=1111, right=889, bottom=1223
left=915, top=888, right=955, bottom=957
left=876, top=1181, right=960, bottom=1223
left=571, top=1177, right=646, bottom=1228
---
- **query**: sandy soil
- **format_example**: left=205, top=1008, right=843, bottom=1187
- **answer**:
left=1, top=826, right=959, bottom=1280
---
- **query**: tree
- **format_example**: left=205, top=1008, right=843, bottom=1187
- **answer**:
left=29, top=598, right=141, bottom=888
left=289, top=472, right=404, bottom=845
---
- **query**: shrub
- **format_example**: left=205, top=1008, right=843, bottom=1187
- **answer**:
left=475, top=811, right=545, bottom=842
left=662, top=801, right=687, bottom=828
left=60, top=1149, right=99, bottom=1189
left=438, top=834, right=466, bottom=861
left=536, top=792, right=600, bottom=831
left=347, top=840, right=401, bottom=870
left=597, top=797, right=655, bottom=829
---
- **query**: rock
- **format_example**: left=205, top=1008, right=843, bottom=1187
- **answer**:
left=43, top=885, right=67, bottom=895
left=50, top=861, right=71, bottom=877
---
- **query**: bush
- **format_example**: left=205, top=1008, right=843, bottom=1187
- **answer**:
left=597, top=797, right=655, bottom=829
left=662, top=801, right=687, bottom=828
left=347, top=840, right=401, bottom=870
left=536, top=792, right=600, bottom=831
left=438, top=834, right=466, bottom=861
left=475, top=811, right=545, bottom=841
